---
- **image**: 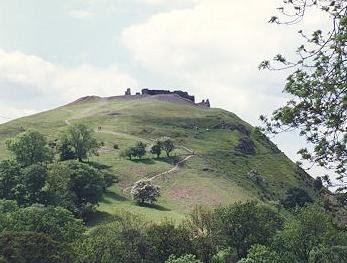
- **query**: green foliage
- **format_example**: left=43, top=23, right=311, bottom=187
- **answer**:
left=146, top=221, right=192, bottom=262
left=59, top=137, right=77, bottom=161
left=121, top=141, right=147, bottom=160
left=63, top=124, right=98, bottom=162
left=5, top=130, right=53, bottom=167
left=131, top=179, right=160, bottom=204
left=165, top=254, right=202, bottom=263
left=17, top=164, right=47, bottom=205
left=210, top=248, right=237, bottom=263
left=67, top=161, right=105, bottom=216
left=0, top=231, right=70, bottom=263
left=281, top=187, right=313, bottom=209
left=182, top=206, right=217, bottom=262
left=0, top=153, right=107, bottom=217
left=308, top=245, right=347, bottom=263
left=313, top=177, right=323, bottom=191
left=0, top=161, right=48, bottom=206
left=0, top=204, right=84, bottom=262
left=75, top=212, right=148, bottom=263
left=2, top=205, right=85, bottom=243
left=160, top=137, right=175, bottom=157
left=272, top=203, right=347, bottom=262
left=261, top=0, right=347, bottom=180
left=238, top=245, right=280, bottom=263
left=134, top=141, right=147, bottom=159
left=214, top=201, right=282, bottom=258
left=150, top=140, right=162, bottom=158
left=0, top=160, right=21, bottom=200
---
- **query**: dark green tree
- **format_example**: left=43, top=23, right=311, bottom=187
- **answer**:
left=260, top=0, right=347, bottom=186
left=75, top=212, right=148, bottom=263
left=63, top=124, right=98, bottom=162
left=43, top=163, right=73, bottom=208
left=3, top=205, right=85, bottom=244
left=133, top=141, right=147, bottom=159
left=238, top=245, right=280, bottom=263
left=0, top=160, right=21, bottom=200
left=0, top=231, right=71, bottom=263
left=161, top=137, right=175, bottom=157
left=214, top=201, right=283, bottom=259
left=281, top=187, right=313, bottom=209
left=5, top=130, right=53, bottom=167
left=67, top=162, right=105, bottom=216
left=59, top=137, right=76, bottom=161
left=146, top=221, right=192, bottom=262
left=17, top=164, right=47, bottom=205
left=272, top=203, right=347, bottom=262
left=150, top=140, right=162, bottom=158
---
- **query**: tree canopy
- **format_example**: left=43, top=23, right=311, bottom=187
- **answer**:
left=260, top=0, right=347, bottom=188
left=6, top=130, right=53, bottom=167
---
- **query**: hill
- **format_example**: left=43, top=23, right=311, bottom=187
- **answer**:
left=0, top=93, right=316, bottom=223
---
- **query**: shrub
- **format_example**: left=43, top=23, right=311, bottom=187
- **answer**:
left=131, top=179, right=160, bottom=204
left=281, top=187, right=313, bottom=209
left=165, top=254, right=202, bottom=263
left=150, top=140, right=162, bottom=158
left=160, top=137, right=175, bottom=157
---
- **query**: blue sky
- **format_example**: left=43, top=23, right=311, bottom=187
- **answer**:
left=0, top=0, right=329, bottom=178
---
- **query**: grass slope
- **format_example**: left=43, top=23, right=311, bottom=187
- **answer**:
left=0, top=95, right=316, bottom=224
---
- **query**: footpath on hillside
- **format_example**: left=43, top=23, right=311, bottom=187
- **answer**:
left=64, top=118, right=196, bottom=193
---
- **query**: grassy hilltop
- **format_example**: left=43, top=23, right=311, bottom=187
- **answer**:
left=0, top=94, right=316, bottom=223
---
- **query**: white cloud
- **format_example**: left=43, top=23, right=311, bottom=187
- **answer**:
left=0, top=49, right=137, bottom=105
left=121, top=0, right=324, bottom=123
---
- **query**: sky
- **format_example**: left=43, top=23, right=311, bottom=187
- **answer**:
left=0, top=0, right=331, bottom=178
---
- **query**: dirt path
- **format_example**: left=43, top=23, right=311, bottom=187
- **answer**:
left=64, top=118, right=196, bottom=193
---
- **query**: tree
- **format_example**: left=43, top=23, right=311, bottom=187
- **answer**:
left=238, top=245, right=280, bottom=263
left=0, top=160, right=21, bottom=200
left=6, top=130, right=53, bottom=167
left=259, top=1, right=347, bottom=185
left=281, top=187, right=313, bottom=209
left=271, top=203, right=347, bottom=262
left=131, top=179, right=160, bottom=205
left=146, top=221, right=192, bottom=262
left=133, top=141, right=147, bottom=159
left=44, top=163, right=73, bottom=208
left=214, top=201, right=283, bottom=259
left=165, top=255, right=202, bottom=263
left=0, top=231, right=70, bottom=263
left=75, top=212, right=148, bottom=263
left=150, top=140, right=162, bottom=158
left=313, top=176, right=323, bottom=191
left=67, top=162, right=105, bottom=217
left=63, top=124, right=98, bottom=162
left=59, top=137, right=76, bottom=161
left=120, top=147, right=136, bottom=160
left=182, top=206, right=218, bottom=262
left=17, top=164, right=47, bottom=205
left=121, top=141, right=147, bottom=160
left=161, top=137, right=175, bottom=157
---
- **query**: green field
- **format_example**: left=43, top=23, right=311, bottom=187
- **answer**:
left=0, top=95, right=316, bottom=224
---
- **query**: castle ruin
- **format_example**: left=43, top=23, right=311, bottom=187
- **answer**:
left=122, top=88, right=210, bottom=108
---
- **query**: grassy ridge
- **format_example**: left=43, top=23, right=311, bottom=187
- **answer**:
left=0, top=95, right=316, bottom=223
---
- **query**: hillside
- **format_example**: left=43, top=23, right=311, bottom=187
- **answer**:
left=0, top=94, right=316, bottom=223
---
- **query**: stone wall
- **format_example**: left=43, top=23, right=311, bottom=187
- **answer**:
left=141, top=89, right=195, bottom=102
